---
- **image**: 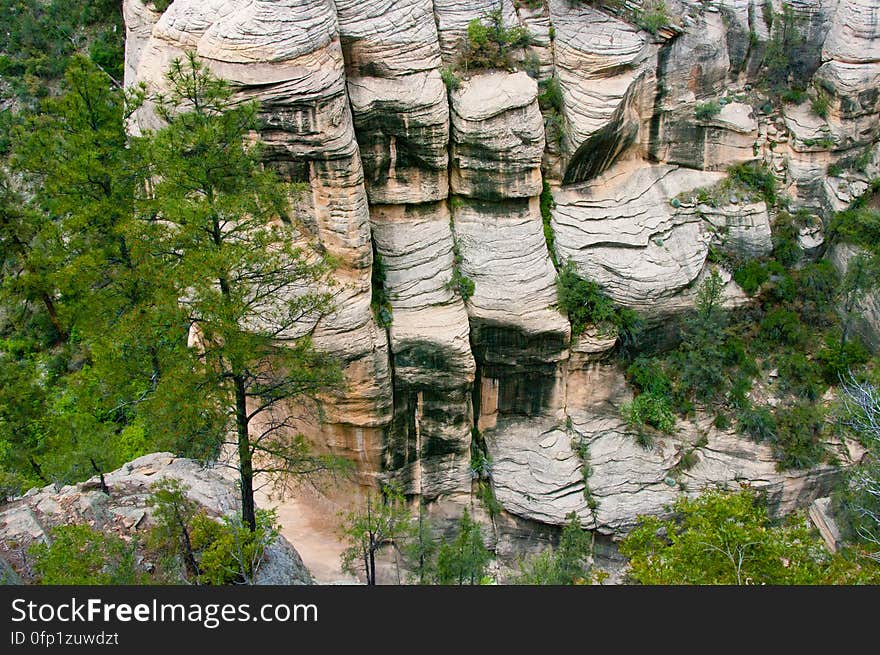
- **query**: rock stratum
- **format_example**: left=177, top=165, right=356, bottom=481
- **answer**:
left=123, top=0, right=880, bottom=555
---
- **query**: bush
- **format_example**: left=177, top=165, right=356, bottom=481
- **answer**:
left=371, top=250, right=393, bottom=328
left=30, top=524, right=145, bottom=584
left=760, top=307, right=808, bottom=348
left=636, top=1, right=669, bottom=35
left=436, top=508, right=492, bottom=585
left=738, top=404, right=777, bottom=442
left=811, top=91, right=830, bottom=118
left=733, top=260, right=769, bottom=296
left=540, top=180, right=557, bottom=267
left=512, top=512, right=592, bottom=585
left=816, top=332, right=870, bottom=383
left=146, top=479, right=278, bottom=584
left=538, top=76, right=564, bottom=113
left=694, top=101, right=722, bottom=121
left=776, top=351, right=825, bottom=401
left=556, top=260, right=640, bottom=340
left=623, top=391, right=676, bottom=434
left=728, top=162, right=777, bottom=205
left=440, top=66, right=461, bottom=91
left=773, top=403, right=827, bottom=469
left=461, top=10, right=532, bottom=71
left=781, top=87, right=806, bottom=104
left=796, top=260, right=840, bottom=316
left=626, top=356, right=672, bottom=395
left=190, top=510, right=279, bottom=585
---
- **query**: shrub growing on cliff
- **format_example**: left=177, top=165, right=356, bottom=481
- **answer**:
left=635, top=1, right=669, bottom=35
left=371, top=249, right=393, bottom=328
left=728, top=162, right=777, bottom=205
left=694, top=100, right=722, bottom=121
left=622, top=392, right=676, bottom=435
left=461, top=10, right=532, bottom=72
left=811, top=90, right=831, bottom=118
left=440, top=66, right=461, bottom=92
left=772, top=402, right=828, bottom=470
left=145, top=478, right=279, bottom=584
left=556, top=260, right=640, bottom=340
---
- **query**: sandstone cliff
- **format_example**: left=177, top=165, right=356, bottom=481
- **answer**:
left=123, top=0, right=880, bottom=555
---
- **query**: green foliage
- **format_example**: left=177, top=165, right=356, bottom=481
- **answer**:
left=440, top=66, right=461, bottom=92
left=760, top=307, right=808, bottom=348
left=811, top=90, right=831, bottom=118
left=733, top=260, right=770, bottom=296
left=146, top=479, right=277, bottom=584
left=371, top=249, right=393, bottom=328
left=728, top=162, right=777, bottom=205
left=540, top=180, right=558, bottom=268
left=682, top=162, right=777, bottom=209
left=461, top=10, right=532, bottom=71
left=436, top=508, right=492, bottom=585
left=626, top=356, right=673, bottom=396
left=694, top=100, right=722, bottom=121
left=760, top=5, right=812, bottom=97
left=556, top=260, right=641, bottom=341
left=635, top=1, right=669, bottom=35
left=339, top=483, right=413, bottom=585
left=622, top=392, right=676, bottom=435
left=737, top=404, right=777, bottom=442
left=773, top=402, right=828, bottom=470
left=190, top=511, right=279, bottom=585
left=447, top=219, right=475, bottom=302
left=30, top=524, right=144, bottom=585
left=816, top=332, right=870, bottom=383
left=674, top=271, right=730, bottom=404
left=829, top=204, right=880, bottom=253
left=781, top=87, right=806, bottom=104
left=401, top=503, right=438, bottom=584
left=538, top=76, right=564, bottom=113
left=513, top=512, right=592, bottom=584
left=620, top=488, right=876, bottom=584
left=761, top=0, right=774, bottom=29
left=0, top=0, right=124, bottom=105
left=143, top=54, right=348, bottom=529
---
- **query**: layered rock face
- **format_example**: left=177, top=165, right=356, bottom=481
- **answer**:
left=124, top=0, right=879, bottom=550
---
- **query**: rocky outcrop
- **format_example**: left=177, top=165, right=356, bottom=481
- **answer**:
left=0, top=453, right=313, bottom=585
left=551, top=160, right=754, bottom=313
left=488, top=411, right=851, bottom=535
left=448, top=71, right=569, bottom=434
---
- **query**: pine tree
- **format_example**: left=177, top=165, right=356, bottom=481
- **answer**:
left=340, top=483, right=413, bottom=585
left=436, top=508, right=491, bottom=585
left=139, top=54, right=346, bottom=530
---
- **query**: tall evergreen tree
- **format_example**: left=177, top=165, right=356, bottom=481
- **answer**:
left=139, top=54, right=346, bottom=530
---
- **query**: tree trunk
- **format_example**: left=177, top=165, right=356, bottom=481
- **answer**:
left=234, top=374, right=257, bottom=532
left=41, top=292, right=67, bottom=345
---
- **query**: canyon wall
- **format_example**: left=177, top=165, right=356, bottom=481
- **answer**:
left=124, top=0, right=880, bottom=553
